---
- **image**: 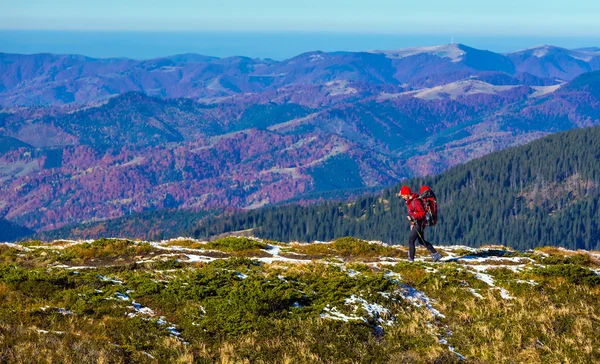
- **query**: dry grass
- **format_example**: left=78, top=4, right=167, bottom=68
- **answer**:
left=1, top=241, right=599, bottom=363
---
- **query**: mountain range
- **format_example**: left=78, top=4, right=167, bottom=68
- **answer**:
left=1, top=43, right=600, bottom=236
left=3, top=44, right=600, bottom=106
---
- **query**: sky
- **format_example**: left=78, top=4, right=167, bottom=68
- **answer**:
left=1, top=0, right=600, bottom=35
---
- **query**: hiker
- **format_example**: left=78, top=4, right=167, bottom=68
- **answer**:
left=398, top=186, right=442, bottom=262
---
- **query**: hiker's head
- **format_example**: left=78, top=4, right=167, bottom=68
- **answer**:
left=399, top=186, right=411, bottom=200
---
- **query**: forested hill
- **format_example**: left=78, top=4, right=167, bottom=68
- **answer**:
left=0, top=219, right=33, bottom=242
left=192, top=125, right=600, bottom=251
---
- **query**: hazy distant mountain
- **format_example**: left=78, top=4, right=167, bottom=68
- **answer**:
left=507, top=45, right=600, bottom=80
left=3, top=43, right=591, bottom=107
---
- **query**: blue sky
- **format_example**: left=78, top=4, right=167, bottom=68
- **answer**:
left=1, top=0, right=599, bottom=35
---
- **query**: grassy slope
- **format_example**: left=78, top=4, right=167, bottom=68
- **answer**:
left=0, top=237, right=599, bottom=363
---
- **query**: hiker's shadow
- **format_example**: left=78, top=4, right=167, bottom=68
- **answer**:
left=446, top=249, right=515, bottom=262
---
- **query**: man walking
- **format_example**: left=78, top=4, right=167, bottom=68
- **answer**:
left=398, top=185, right=442, bottom=262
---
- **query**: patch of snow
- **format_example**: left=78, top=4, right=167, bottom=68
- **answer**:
left=472, top=271, right=515, bottom=300
left=115, top=292, right=130, bottom=301
left=37, top=329, right=66, bottom=335
left=184, top=254, right=217, bottom=263
left=516, top=279, right=539, bottom=286
left=266, top=244, right=281, bottom=256
left=347, top=269, right=361, bottom=278
left=474, top=272, right=496, bottom=287
left=384, top=271, right=403, bottom=283
left=447, top=255, right=533, bottom=264
left=345, top=295, right=394, bottom=326
left=448, top=344, right=466, bottom=361
left=131, top=302, right=156, bottom=316
left=468, top=288, right=484, bottom=299
left=320, top=305, right=363, bottom=322
left=379, top=292, right=392, bottom=299
left=437, top=245, right=478, bottom=252
left=66, top=266, right=95, bottom=270
left=532, top=250, right=550, bottom=257
left=41, top=307, right=73, bottom=315
left=235, top=272, right=248, bottom=279
left=97, top=275, right=123, bottom=284
left=0, top=242, right=31, bottom=251
left=469, top=264, right=526, bottom=273
left=498, top=288, right=515, bottom=300
left=396, top=284, right=446, bottom=318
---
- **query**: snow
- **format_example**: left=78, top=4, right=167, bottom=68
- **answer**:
left=37, top=329, right=66, bottom=335
left=235, top=272, right=248, bottom=279
left=41, top=307, right=73, bottom=315
left=320, top=305, right=364, bottom=322
left=474, top=272, right=495, bottom=286
left=130, top=302, right=156, bottom=316
left=347, top=269, right=361, bottom=277
left=97, top=275, right=123, bottom=284
left=468, top=288, right=484, bottom=299
left=516, top=279, right=539, bottom=286
left=373, top=44, right=466, bottom=62
left=383, top=271, right=403, bottom=283
left=498, top=288, right=515, bottom=300
left=115, top=292, right=130, bottom=301
left=468, top=264, right=526, bottom=273
left=447, top=255, right=533, bottom=264
left=472, top=271, right=515, bottom=300
left=396, top=284, right=446, bottom=318
left=383, top=270, right=445, bottom=318
left=266, top=244, right=281, bottom=256
left=0, top=242, right=31, bottom=251
left=184, top=254, right=217, bottom=263
left=345, top=295, right=394, bottom=326
left=321, top=295, right=394, bottom=329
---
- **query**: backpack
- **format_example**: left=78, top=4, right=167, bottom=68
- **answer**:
left=419, top=186, right=438, bottom=226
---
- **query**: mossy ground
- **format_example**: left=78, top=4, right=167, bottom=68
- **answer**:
left=0, top=237, right=599, bottom=363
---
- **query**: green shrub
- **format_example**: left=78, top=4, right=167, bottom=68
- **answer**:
left=206, top=237, right=267, bottom=251
left=532, top=264, right=600, bottom=286
left=59, top=239, right=153, bottom=261
left=332, top=237, right=401, bottom=258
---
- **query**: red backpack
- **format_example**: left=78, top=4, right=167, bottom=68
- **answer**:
left=419, top=186, right=438, bottom=226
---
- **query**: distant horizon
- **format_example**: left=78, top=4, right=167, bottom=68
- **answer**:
left=1, top=30, right=599, bottom=60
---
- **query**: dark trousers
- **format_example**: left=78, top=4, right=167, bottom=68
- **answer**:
left=408, top=220, right=437, bottom=260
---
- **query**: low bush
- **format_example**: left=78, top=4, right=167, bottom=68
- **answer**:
left=206, top=237, right=267, bottom=251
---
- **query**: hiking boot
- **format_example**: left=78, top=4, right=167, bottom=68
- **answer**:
left=408, top=258, right=415, bottom=263
left=431, top=252, right=442, bottom=262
